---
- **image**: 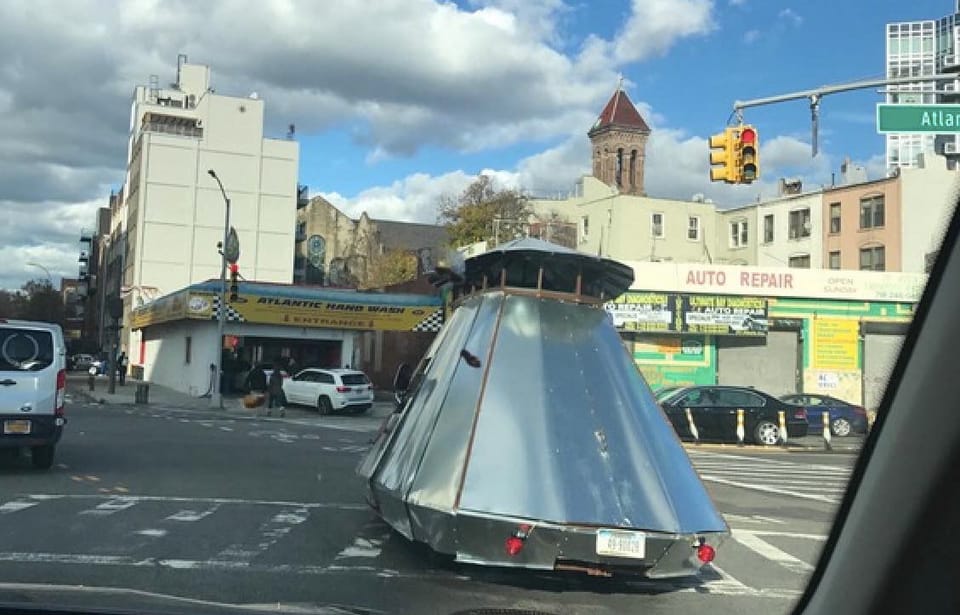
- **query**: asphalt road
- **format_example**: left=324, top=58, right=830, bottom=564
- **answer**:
left=0, top=398, right=861, bottom=615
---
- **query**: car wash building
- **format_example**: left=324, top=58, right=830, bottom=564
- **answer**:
left=606, top=262, right=926, bottom=411
left=129, top=280, right=444, bottom=396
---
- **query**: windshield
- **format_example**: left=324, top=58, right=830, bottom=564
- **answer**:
left=0, top=2, right=955, bottom=614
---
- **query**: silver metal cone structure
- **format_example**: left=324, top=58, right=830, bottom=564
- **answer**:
left=358, top=238, right=728, bottom=577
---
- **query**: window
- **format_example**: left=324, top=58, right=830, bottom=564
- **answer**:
left=789, top=254, right=811, bottom=268
left=716, top=389, right=765, bottom=408
left=860, top=195, right=885, bottom=229
left=829, top=203, right=841, bottom=233
left=651, top=213, right=664, bottom=238
left=317, top=372, right=336, bottom=384
left=581, top=215, right=589, bottom=240
left=860, top=245, right=886, bottom=271
left=789, top=208, right=811, bottom=239
left=687, top=216, right=701, bottom=241
left=185, top=336, right=192, bottom=364
left=829, top=251, right=841, bottom=270
left=730, top=221, right=748, bottom=248
left=763, top=214, right=774, bottom=243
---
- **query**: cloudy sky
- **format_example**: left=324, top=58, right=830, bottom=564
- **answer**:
left=0, top=0, right=950, bottom=289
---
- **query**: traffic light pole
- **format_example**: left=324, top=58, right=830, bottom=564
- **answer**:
left=208, top=171, right=231, bottom=410
left=732, top=73, right=960, bottom=157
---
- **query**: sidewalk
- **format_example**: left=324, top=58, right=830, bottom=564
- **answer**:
left=67, top=372, right=393, bottom=421
left=67, top=373, right=226, bottom=411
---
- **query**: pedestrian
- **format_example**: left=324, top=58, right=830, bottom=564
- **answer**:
left=118, top=352, right=129, bottom=386
left=246, top=364, right=268, bottom=414
left=87, top=364, right=97, bottom=391
left=267, top=363, right=285, bottom=418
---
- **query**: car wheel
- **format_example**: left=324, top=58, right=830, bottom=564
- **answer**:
left=831, top=417, right=852, bottom=437
left=317, top=396, right=333, bottom=415
left=754, top=420, right=781, bottom=446
left=31, top=445, right=55, bottom=470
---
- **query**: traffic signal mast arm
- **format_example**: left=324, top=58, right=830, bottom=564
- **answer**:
left=732, top=73, right=960, bottom=157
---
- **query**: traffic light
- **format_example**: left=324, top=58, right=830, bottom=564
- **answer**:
left=229, top=264, right=239, bottom=302
left=709, top=128, right=738, bottom=183
left=736, top=125, right=759, bottom=183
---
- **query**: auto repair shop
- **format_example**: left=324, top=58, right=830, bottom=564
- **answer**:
left=606, top=262, right=926, bottom=410
left=129, top=280, right=444, bottom=396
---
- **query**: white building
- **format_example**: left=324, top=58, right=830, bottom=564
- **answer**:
left=885, top=3, right=960, bottom=170
left=115, top=57, right=299, bottom=357
left=753, top=189, right=824, bottom=270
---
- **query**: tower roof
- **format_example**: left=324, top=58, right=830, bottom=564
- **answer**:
left=589, top=87, right=650, bottom=135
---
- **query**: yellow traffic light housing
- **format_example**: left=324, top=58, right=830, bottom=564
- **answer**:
left=709, top=128, right=738, bottom=183
left=737, top=125, right=759, bottom=184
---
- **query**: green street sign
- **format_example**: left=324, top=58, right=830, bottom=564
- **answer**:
left=877, top=103, right=960, bottom=133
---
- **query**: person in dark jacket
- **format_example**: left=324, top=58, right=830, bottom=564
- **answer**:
left=267, top=364, right=285, bottom=417
left=247, top=365, right=267, bottom=396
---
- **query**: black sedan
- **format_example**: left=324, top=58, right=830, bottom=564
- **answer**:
left=659, top=385, right=809, bottom=445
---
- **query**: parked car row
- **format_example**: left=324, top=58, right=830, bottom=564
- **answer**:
left=654, top=385, right=869, bottom=446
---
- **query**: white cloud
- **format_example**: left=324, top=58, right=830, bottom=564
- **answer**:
left=744, top=29, right=760, bottom=44
left=778, top=8, right=803, bottom=26
left=0, top=0, right=723, bottom=289
left=612, top=0, right=716, bottom=64
left=729, top=0, right=747, bottom=5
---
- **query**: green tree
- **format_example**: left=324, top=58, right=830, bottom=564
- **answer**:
left=363, top=250, right=419, bottom=290
left=437, top=175, right=531, bottom=248
left=0, top=279, right=64, bottom=325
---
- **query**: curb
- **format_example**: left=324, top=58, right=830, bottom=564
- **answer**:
left=682, top=442, right=861, bottom=454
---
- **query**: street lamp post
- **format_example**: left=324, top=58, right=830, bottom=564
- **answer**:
left=26, top=262, right=53, bottom=286
left=208, top=169, right=231, bottom=409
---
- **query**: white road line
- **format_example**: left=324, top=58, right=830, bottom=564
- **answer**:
left=219, top=426, right=233, bottom=432
left=165, top=505, right=221, bottom=522
left=688, top=451, right=854, bottom=472
left=25, top=494, right=367, bottom=510
left=134, top=529, right=167, bottom=537
left=0, top=551, right=796, bottom=597
left=692, top=463, right=851, bottom=475
left=0, top=499, right=39, bottom=514
left=740, top=530, right=828, bottom=541
left=216, top=507, right=309, bottom=561
left=733, top=530, right=815, bottom=574
left=700, top=476, right=840, bottom=503
left=80, top=497, right=139, bottom=516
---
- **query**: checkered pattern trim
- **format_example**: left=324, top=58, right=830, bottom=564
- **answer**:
left=412, top=308, right=444, bottom=332
left=211, top=297, right=246, bottom=322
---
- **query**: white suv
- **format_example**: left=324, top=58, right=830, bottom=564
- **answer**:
left=281, top=368, right=374, bottom=415
left=0, top=320, right=68, bottom=469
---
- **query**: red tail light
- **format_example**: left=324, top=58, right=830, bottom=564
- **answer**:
left=794, top=408, right=808, bottom=421
left=505, top=536, right=525, bottom=556
left=55, top=369, right=66, bottom=416
left=697, top=543, right=716, bottom=564
left=336, top=386, right=351, bottom=393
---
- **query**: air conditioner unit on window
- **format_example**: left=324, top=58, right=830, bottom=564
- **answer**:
left=195, top=119, right=203, bottom=128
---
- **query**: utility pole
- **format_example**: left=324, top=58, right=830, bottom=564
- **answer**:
left=732, top=73, right=960, bottom=157
left=207, top=170, right=231, bottom=409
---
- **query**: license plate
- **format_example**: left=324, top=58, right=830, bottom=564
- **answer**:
left=3, top=420, right=31, bottom=435
left=596, top=529, right=646, bottom=559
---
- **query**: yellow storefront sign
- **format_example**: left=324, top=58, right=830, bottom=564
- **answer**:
left=131, top=287, right=442, bottom=332
left=812, top=318, right=859, bottom=371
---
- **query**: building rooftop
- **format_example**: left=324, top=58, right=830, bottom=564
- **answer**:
left=372, top=219, right=450, bottom=252
left=589, top=88, right=651, bottom=134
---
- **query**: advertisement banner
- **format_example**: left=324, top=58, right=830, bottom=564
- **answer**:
left=605, top=292, right=678, bottom=332
left=131, top=287, right=444, bottom=332
left=681, top=295, right=769, bottom=336
left=230, top=296, right=439, bottom=331
left=812, top=318, right=860, bottom=371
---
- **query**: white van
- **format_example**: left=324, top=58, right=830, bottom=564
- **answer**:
left=0, top=319, right=67, bottom=469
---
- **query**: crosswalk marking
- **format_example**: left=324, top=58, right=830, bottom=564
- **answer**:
left=0, top=499, right=39, bottom=514
left=688, top=450, right=853, bottom=503
left=733, top=530, right=815, bottom=574
left=166, top=505, right=221, bottom=522
left=80, top=497, right=138, bottom=516
left=0, top=491, right=825, bottom=599
left=216, top=507, right=309, bottom=561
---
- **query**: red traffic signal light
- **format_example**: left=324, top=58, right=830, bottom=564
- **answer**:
left=737, top=126, right=759, bottom=184
left=229, top=263, right=239, bottom=275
